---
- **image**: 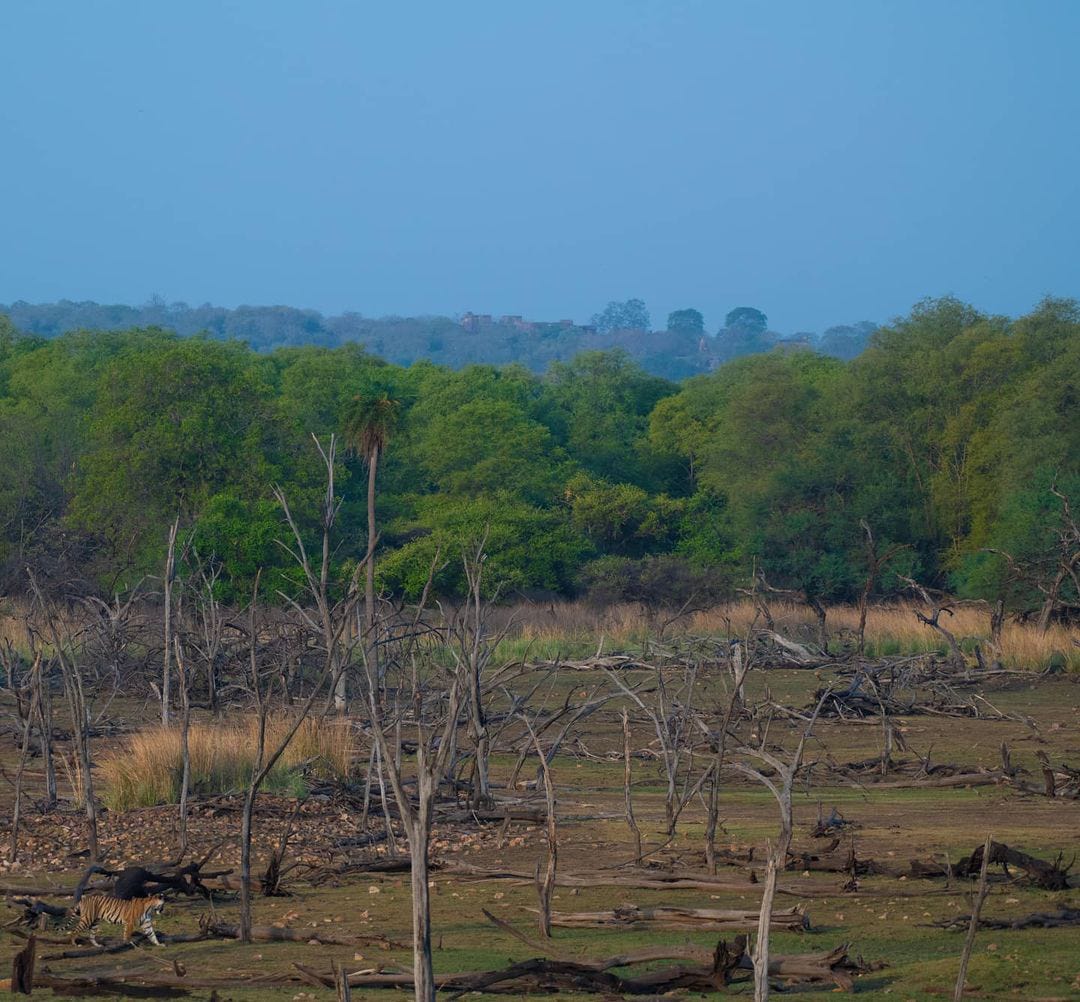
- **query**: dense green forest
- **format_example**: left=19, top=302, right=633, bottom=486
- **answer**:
left=0, top=296, right=1077, bottom=618
left=0, top=299, right=876, bottom=380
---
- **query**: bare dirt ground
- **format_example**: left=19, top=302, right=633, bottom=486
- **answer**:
left=2, top=665, right=1080, bottom=999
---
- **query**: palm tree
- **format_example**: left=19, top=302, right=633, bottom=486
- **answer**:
left=343, top=392, right=400, bottom=682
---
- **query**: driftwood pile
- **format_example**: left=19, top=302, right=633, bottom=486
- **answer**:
left=295, top=925, right=871, bottom=995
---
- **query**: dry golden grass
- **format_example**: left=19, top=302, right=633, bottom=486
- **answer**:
left=497, top=598, right=1079, bottom=669
left=4, top=592, right=1075, bottom=675
left=99, top=715, right=355, bottom=811
left=0, top=597, right=37, bottom=650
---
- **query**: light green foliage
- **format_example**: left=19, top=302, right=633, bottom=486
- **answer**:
left=377, top=494, right=588, bottom=598
left=564, top=472, right=681, bottom=555
left=413, top=396, right=568, bottom=502
left=0, top=299, right=1077, bottom=614
left=71, top=336, right=277, bottom=581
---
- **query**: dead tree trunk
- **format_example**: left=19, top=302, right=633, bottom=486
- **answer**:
left=368, top=704, right=460, bottom=1002
left=703, top=648, right=749, bottom=874
left=193, top=556, right=224, bottom=713
left=161, top=516, right=179, bottom=725
left=621, top=709, right=641, bottom=859
left=605, top=662, right=699, bottom=837
left=525, top=718, right=557, bottom=938
left=365, top=441, right=380, bottom=690
left=238, top=575, right=341, bottom=942
left=174, top=635, right=192, bottom=856
left=954, top=833, right=993, bottom=1002
left=450, top=542, right=505, bottom=809
left=731, top=689, right=830, bottom=1002
left=36, top=670, right=57, bottom=809
left=10, top=654, right=42, bottom=863
left=857, top=520, right=908, bottom=656
left=362, top=553, right=466, bottom=1002
left=406, top=771, right=436, bottom=1002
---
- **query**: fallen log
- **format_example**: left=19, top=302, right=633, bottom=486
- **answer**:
left=0, top=881, right=111, bottom=898
left=931, top=906, right=1080, bottom=931
left=41, top=932, right=209, bottom=960
left=26, top=971, right=297, bottom=995
left=546, top=904, right=809, bottom=932
left=787, top=842, right=890, bottom=877
left=955, top=841, right=1073, bottom=890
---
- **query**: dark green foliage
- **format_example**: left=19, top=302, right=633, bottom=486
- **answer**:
left=1, top=297, right=1078, bottom=614
left=723, top=306, right=768, bottom=334
left=590, top=298, right=651, bottom=334
left=666, top=308, right=705, bottom=333
left=578, top=555, right=730, bottom=609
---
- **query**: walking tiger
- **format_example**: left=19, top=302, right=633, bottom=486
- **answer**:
left=70, top=892, right=166, bottom=946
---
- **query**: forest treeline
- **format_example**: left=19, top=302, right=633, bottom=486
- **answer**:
left=0, top=298, right=876, bottom=379
left=0, top=295, right=1077, bottom=619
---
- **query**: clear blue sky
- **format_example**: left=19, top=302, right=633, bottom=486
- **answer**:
left=2, top=1, right=1078, bottom=333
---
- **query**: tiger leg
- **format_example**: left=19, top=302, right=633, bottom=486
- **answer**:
left=74, top=919, right=101, bottom=947
left=140, top=915, right=162, bottom=946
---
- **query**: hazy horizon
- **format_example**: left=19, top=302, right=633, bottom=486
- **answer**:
left=3, top=1, right=1078, bottom=332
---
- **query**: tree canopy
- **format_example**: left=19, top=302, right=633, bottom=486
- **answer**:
left=0, top=296, right=1076, bottom=622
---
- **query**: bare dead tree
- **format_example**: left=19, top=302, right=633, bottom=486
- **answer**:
left=78, top=589, right=143, bottom=698
left=361, top=553, right=475, bottom=1002
left=857, top=520, right=908, bottom=656
left=444, top=539, right=513, bottom=809
left=189, top=551, right=224, bottom=712
left=754, top=571, right=831, bottom=656
left=1038, top=482, right=1080, bottom=633
left=161, top=516, right=180, bottom=725
left=364, top=665, right=462, bottom=1002
left=238, top=570, right=344, bottom=942
left=701, top=643, right=751, bottom=874
left=605, top=661, right=703, bottom=836
left=729, top=689, right=830, bottom=1002
left=26, top=570, right=98, bottom=859
left=899, top=576, right=965, bottom=668
left=23, top=626, right=57, bottom=810
left=273, top=434, right=362, bottom=713
left=9, top=653, right=42, bottom=863
left=1, top=636, right=21, bottom=693
left=737, top=559, right=775, bottom=631
left=984, top=482, right=1080, bottom=635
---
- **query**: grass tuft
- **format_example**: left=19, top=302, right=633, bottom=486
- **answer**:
left=100, top=715, right=355, bottom=811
